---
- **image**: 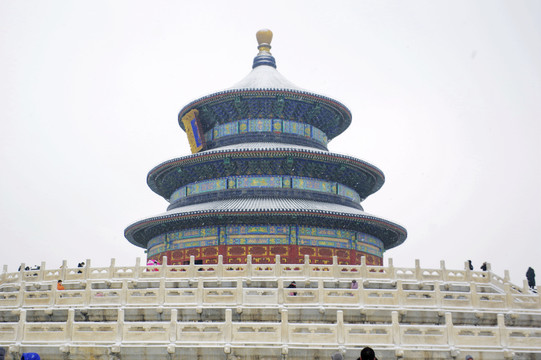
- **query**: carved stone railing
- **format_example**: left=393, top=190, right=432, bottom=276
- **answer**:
left=1, top=309, right=541, bottom=352
left=1, top=279, right=540, bottom=311
left=1, top=256, right=540, bottom=311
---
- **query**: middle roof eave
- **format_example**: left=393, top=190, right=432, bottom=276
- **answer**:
left=146, top=145, right=385, bottom=200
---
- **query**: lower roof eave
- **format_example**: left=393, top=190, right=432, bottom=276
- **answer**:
left=124, top=200, right=407, bottom=251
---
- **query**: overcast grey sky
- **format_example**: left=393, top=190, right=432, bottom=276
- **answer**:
left=1, top=1, right=539, bottom=285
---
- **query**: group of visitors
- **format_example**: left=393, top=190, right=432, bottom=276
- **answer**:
left=468, top=260, right=537, bottom=291
left=467, top=260, right=487, bottom=271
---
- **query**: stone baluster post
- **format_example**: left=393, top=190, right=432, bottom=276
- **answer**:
left=440, top=260, right=447, bottom=282
left=120, top=280, right=128, bottom=306
left=37, top=261, right=46, bottom=282
left=1, top=265, right=6, bottom=283
left=224, top=308, right=232, bottom=344
left=16, top=309, right=25, bottom=342
left=281, top=309, right=289, bottom=344
left=246, top=255, right=253, bottom=279
left=445, top=312, right=454, bottom=347
left=159, top=278, right=165, bottom=306
left=471, top=284, right=479, bottom=309
left=504, top=269, right=510, bottom=284
left=391, top=311, right=400, bottom=346
left=236, top=280, right=243, bottom=306
left=360, top=256, right=367, bottom=279
left=83, top=280, right=91, bottom=307
left=504, top=284, right=513, bottom=309
left=317, top=279, right=324, bottom=307
left=217, top=255, right=224, bottom=279
left=523, top=280, right=530, bottom=293
left=387, top=258, right=394, bottom=279
left=61, top=260, right=68, bottom=280
left=485, top=262, right=493, bottom=283
left=304, top=255, right=311, bottom=279
left=19, top=263, right=26, bottom=284
left=337, top=310, right=344, bottom=345
left=170, top=309, right=178, bottom=342
left=396, top=280, right=404, bottom=307
left=116, top=308, right=124, bottom=343
left=497, top=313, right=508, bottom=347
left=51, top=278, right=58, bottom=307
left=67, top=308, right=74, bottom=342
left=274, top=255, right=281, bottom=278
left=108, top=258, right=116, bottom=279
left=465, top=260, right=472, bottom=282
left=188, top=256, right=195, bottom=279
left=84, top=259, right=90, bottom=280
left=160, top=256, right=168, bottom=277
left=434, top=281, right=442, bottom=308
left=134, top=257, right=141, bottom=279
left=196, top=277, right=203, bottom=306
left=278, top=279, right=284, bottom=305
left=415, top=259, right=421, bottom=281
left=358, top=276, right=365, bottom=307
left=332, top=256, right=339, bottom=279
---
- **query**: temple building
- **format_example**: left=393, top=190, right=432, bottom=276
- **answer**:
left=124, top=29, right=407, bottom=267
left=1, top=30, right=540, bottom=360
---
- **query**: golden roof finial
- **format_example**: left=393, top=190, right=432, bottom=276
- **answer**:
left=256, top=29, right=273, bottom=53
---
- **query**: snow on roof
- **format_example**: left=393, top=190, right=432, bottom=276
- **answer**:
left=155, top=197, right=369, bottom=217
left=208, top=142, right=324, bottom=152
left=229, top=64, right=304, bottom=91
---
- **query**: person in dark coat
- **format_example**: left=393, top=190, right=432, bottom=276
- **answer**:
left=467, top=260, right=473, bottom=270
left=359, top=346, right=377, bottom=360
left=526, top=267, right=536, bottom=290
left=480, top=262, right=487, bottom=271
left=287, top=281, right=297, bottom=296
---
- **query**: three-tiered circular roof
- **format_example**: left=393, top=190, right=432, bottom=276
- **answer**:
left=124, top=29, right=407, bottom=257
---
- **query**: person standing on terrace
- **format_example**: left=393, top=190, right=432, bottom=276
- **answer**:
left=527, top=267, right=536, bottom=291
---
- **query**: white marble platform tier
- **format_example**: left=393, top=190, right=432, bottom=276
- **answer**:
left=1, top=256, right=540, bottom=360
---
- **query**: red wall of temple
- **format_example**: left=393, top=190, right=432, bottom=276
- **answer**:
left=148, top=245, right=382, bottom=266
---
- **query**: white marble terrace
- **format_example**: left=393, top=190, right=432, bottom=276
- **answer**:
left=1, top=256, right=540, bottom=360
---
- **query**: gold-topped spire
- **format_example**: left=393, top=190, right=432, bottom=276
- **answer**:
left=256, top=29, right=273, bottom=53
left=252, top=29, right=276, bottom=69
